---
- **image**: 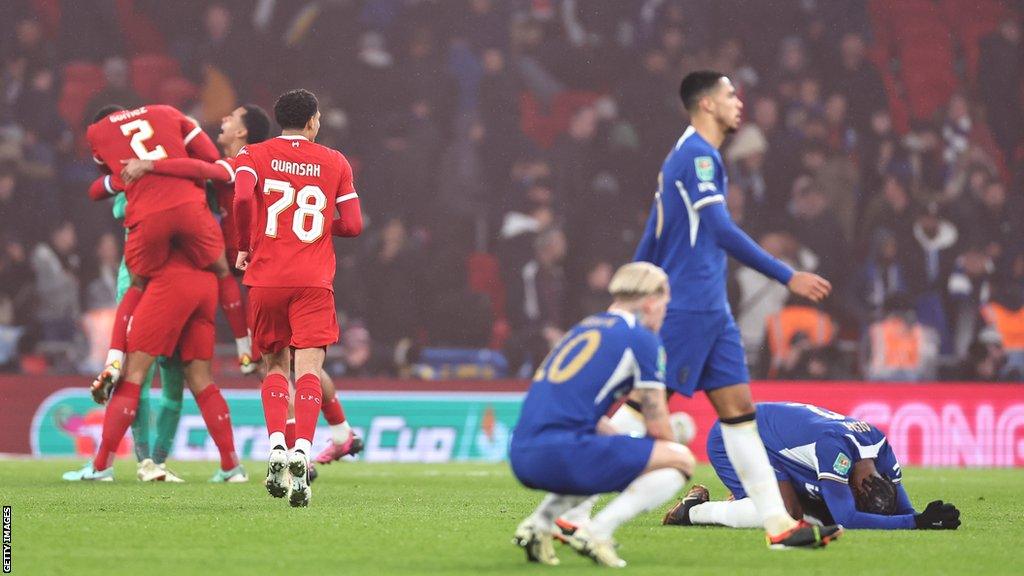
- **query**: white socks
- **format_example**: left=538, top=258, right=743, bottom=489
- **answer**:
left=330, top=421, right=353, bottom=444
left=526, top=494, right=588, bottom=531
left=688, top=499, right=761, bottom=528
left=560, top=496, right=598, bottom=525
left=269, top=431, right=286, bottom=450
left=293, top=438, right=312, bottom=457
left=587, top=468, right=685, bottom=540
left=720, top=419, right=797, bottom=535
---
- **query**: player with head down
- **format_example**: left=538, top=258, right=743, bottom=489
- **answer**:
left=663, top=402, right=962, bottom=531
left=510, top=262, right=696, bottom=568
left=632, top=70, right=840, bottom=548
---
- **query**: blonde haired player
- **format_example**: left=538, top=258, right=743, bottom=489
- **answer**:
left=510, top=262, right=695, bottom=568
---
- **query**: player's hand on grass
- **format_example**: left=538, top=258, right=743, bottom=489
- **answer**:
left=120, top=159, right=154, bottom=184
left=235, top=251, right=251, bottom=271
left=914, top=500, right=961, bottom=530
left=787, top=271, right=832, bottom=302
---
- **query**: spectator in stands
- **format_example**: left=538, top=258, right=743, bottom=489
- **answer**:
left=786, top=175, right=848, bottom=289
left=978, top=18, right=1022, bottom=163
left=333, top=321, right=408, bottom=378
left=362, top=216, right=427, bottom=351
left=907, top=202, right=959, bottom=351
left=828, top=32, right=888, bottom=134
left=84, top=232, right=119, bottom=312
left=980, top=281, right=1024, bottom=380
left=858, top=229, right=912, bottom=320
left=505, top=228, right=567, bottom=375
left=0, top=234, right=33, bottom=328
left=862, top=293, right=940, bottom=382
left=479, top=46, right=521, bottom=192
left=858, top=109, right=901, bottom=208
left=961, top=180, right=1021, bottom=263
left=761, top=294, right=837, bottom=379
left=16, top=67, right=66, bottom=144
left=30, top=221, right=81, bottom=342
left=947, top=244, right=995, bottom=359
left=733, top=232, right=812, bottom=370
left=576, top=258, right=613, bottom=320
left=862, top=174, right=914, bottom=249
left=725, top=125, right=773, bottom=224
left=84, top=57, right=143, bottom=121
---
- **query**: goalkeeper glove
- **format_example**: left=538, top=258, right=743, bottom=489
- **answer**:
left=914, top=500, right=961, bottom=529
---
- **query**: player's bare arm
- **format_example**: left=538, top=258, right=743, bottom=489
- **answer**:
left=120, top=157, right=234, bottom=185
left=637, top=388, right=673, bottom=441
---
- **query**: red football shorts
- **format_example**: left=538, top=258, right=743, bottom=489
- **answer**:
left=248, top=286, right=338, bottom=354
left=127, top=270, right=218, bottom=362
left=124, top=202, right=224, bottom=278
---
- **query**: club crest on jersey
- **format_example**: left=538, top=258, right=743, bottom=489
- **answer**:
left=833, top=452, right=851, bottom=476
left=694, top=156, right=715, bottom=182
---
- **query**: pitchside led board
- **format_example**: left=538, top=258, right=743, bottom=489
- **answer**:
left=23, top=383, right=1024, bottom=467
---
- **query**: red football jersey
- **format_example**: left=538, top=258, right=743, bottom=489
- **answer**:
left=234, top=135, right=356, bottom=290
left=87, top=105, right=213, bottom=226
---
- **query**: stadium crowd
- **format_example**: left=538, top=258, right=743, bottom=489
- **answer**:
left=0, top=0, right=1021, bottom=381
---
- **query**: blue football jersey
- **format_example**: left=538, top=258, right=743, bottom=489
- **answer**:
left=513, top=310, right=667, bottom=440
left=753, top=402, right=903, bottom=499
left=634, top=126, right=730, bottom=312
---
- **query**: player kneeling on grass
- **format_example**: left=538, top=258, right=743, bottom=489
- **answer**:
left=63, top=252, right=246, bottom=482
left=662, top=402, right=961, bottom=531
left=510, top=262, right=695, bottom=568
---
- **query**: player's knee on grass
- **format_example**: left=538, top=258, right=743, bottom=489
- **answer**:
left=125, top=351, right=158, bottom=384
left=647, top=440, right=696, bottom=479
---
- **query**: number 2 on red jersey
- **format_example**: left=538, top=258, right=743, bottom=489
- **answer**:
left=263, top=178, right=328, bottom=243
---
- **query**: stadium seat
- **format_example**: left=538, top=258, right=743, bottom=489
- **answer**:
left=59, top=80, right=105, bottom=130
left=62, top=61, right=104, bottom=91
left=131, top=54, right=181, bottom=101
left=157, top=76, right=198, bottom=109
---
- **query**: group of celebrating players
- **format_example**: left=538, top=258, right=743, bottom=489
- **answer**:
left=61, top=69, right=962, bottom=565
left=64, top=90, right=364, bottom=506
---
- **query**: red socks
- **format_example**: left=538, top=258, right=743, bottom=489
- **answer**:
left=195, top=384, right=239, bottom=471
left=294, top=373, right=322, bottom=446
left=261, top=373, right=290, bottom=446
left=110, top=286, right=143, bottom=353
left=285, top=420, right=296, bottom=449
left=322, top=394, right=347, bottom=426
left=94, top=381, right=141, bottom=471
left=217, top=275, right=248, bottom=339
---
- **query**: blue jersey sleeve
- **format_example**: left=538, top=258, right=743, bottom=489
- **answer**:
left=819, top=480, right=917, bottom=529
left=632, top=329, right=667, bottom=390
left=701, top=203, right=794, bottom=285
left=673, top=150, right=726, bottom=213
left=634, top=195, right=659, bottom=263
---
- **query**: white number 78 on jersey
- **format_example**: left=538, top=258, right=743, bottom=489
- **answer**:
left=263, top=177, right=328, bottom=243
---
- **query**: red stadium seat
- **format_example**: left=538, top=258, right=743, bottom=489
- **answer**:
left=59, top=80, right=105, bottom=130
left=157, top=76, right=198, bottom=109
left=62, top=61, right=104, bottom=91
left=131, top=54, right=181, bottom=102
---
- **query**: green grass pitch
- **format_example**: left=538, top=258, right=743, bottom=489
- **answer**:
left=0, top=460, right=1021, bottom=575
